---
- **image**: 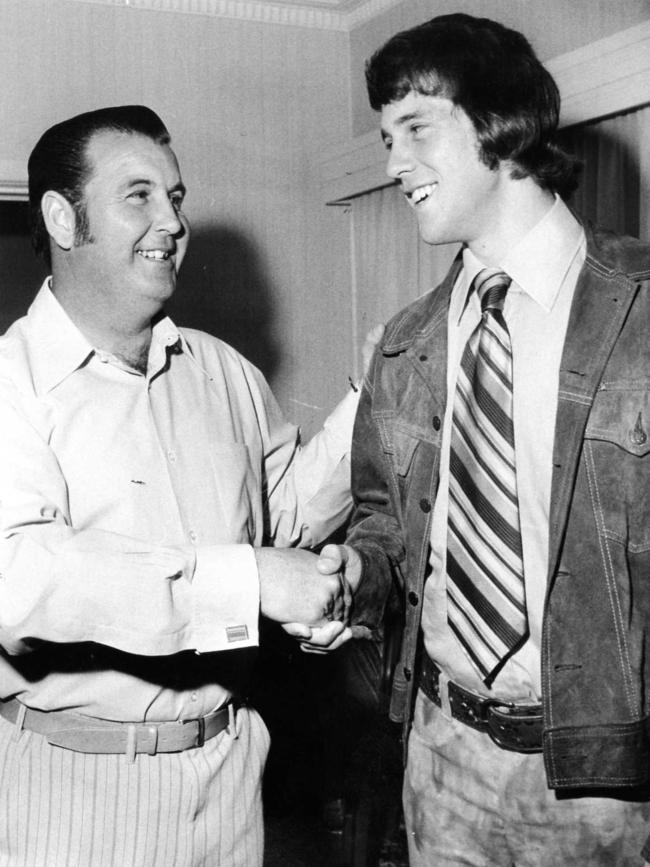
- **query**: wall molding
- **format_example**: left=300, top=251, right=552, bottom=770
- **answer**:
left=320, top=20, right=650, bottom=203
left=3, top=18, right=648, bottom=202
left=63, top=0, right=402, bottom=31
left=0, top=161, right=29, bottom=202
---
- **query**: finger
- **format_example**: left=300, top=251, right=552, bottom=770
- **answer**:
left=317, top=543, right=347, bottom=575
left=282, top=622, right=313, bottom=639
left=341, top=575, right=352, bottom=618
left=329, top=575, right=352, bottom=624
left=300, top=621, right=346, bottom=647
left=300, top=625, right=352, bottom=654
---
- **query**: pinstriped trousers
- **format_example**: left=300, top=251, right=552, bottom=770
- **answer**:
left=0, top=706, right=269, bottom=867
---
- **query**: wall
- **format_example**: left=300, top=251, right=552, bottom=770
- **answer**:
left=349, top=0, right=650, bottom=137
left=0, top=0, right=352, bottom=437
left=2, top=0, right=648, bottom=437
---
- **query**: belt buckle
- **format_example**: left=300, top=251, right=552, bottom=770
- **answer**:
left=476, top=696, right=516, bottom=730
left=179, top=716, right=205, bottom=749
left=485, top=703, right=543, bottom=753
left=448, top=681, right=515, bottom=732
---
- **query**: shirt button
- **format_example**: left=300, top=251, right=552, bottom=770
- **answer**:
left=419, top=354, right=428, bottom=362
left=408, top=591, right=419, bottom=607
left=191, top=692, right=198, bottom=702
left=403, top=667, right=412, bottom=682
left=167, top=450, right=177, bottom=463
left=419, top=498, right=431, bottom=513
left=189, top=530, right=198, bottom=543
left=432, top=416, right=441, bottom=431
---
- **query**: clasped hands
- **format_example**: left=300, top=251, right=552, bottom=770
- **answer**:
left=256, top=544, right=361, bottom=653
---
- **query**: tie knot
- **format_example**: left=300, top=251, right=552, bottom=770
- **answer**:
left=474, top=268, right=511, bottom=313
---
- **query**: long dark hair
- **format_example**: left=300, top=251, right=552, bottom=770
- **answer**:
left=366, top=13, right=580, bottom=197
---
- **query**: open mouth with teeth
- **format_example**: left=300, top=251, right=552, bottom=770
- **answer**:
left=137, top=249, right=173, bottom=261
left=408, top=183, right=437, bottom=206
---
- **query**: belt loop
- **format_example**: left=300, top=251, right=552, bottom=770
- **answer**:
left=228, top=703, right=238, bottom=739
left=125, top=725, right=137, bottom=763
left=146, top=725, right=158, bottom=756
left=438, top=670, right=452, bottom=719
left=12, top=703, right=27, bottom=742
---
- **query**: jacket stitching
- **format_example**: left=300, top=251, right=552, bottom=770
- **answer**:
left=557, top=389, right=592, bottom=405
left=543, top=591, right=556, bottom=778
left=552, top=774, right=642, bottom=786
left=583, top=441, right=636, bottom=715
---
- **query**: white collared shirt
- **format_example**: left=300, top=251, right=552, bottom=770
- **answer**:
left=421, top=196, right=586, bottom=701
left=0, top=282, right=357, bottom=720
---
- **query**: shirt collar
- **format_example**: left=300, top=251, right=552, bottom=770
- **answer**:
left=26, top=279, right=185, bottom=395
left=460, top=195, right=584, bottom=316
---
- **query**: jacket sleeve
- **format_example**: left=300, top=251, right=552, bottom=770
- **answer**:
left=346, top=356, right=406, bottom=632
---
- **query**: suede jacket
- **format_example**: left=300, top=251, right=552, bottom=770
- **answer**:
left=348, top=223, right=650, bottom=794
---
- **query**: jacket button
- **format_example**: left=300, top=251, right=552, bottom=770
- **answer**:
left=408, top=591, right=419, bottom=606
left=404, top=667, right=412, bottom=681
left=419, top=354, right=428, bottom=362
left=432, top=415, right=441, bottom=431
left=419, top=498, right=431, bottom=513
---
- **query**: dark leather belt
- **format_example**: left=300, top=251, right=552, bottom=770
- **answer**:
left=0, top=698, right=237, bottom=761
left=419, top=654, right=543, bottom=753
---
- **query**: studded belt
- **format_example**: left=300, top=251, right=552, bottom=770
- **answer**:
left=419, top=653, right=543, bottom=753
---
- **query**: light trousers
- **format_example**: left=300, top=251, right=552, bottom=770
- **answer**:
left=0, top=705, right=269, bottom=867
left=404, top=690, right=650, bottom=867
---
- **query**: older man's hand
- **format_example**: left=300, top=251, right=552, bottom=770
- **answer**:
left=282, top=544, right=364, bottom=653
left=256, top=548, right=351, bottom=626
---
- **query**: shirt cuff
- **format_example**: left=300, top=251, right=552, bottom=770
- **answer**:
left=192, top=544, right=260, bottom=652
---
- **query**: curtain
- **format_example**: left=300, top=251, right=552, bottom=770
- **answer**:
left=560, top=104, right=650, bottom=241
left=350, top=103, right=650, bottom=370
left=350, top=184, right=458, bottom=370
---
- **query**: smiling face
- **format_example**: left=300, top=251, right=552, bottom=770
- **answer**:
left=381, top=91, right=509, bottom=252
left=66, top=129, right=190, bottom=326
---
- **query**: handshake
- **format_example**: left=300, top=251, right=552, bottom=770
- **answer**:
left=255, top=544, right=362, bottom=653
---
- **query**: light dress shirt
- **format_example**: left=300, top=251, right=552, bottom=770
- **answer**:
left=421, top=196, right=586, bottom=702
left=0, top=282, right=357, bottom=722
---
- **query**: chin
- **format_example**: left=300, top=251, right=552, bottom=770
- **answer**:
left=420, top=231, right=448, bottom=246
left=418, top=223, right=458, bottom=247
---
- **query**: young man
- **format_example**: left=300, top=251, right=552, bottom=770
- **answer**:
left=0, top=105, right=356, bottom=866
left=315, top=13, right=650, bottom=866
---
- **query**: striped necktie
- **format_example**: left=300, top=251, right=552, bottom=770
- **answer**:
left=446, top=268, right=528, bottom=686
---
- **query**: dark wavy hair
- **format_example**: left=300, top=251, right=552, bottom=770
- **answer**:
left=366, top=13, right=581, bottom=197
left=28, top=105, right=170, bottom=267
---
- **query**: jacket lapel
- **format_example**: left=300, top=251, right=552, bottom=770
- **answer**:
left=381, top=255, right=461, bottom=412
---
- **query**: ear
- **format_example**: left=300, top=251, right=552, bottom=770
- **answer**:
left=41, top=191, right=77, bottom=252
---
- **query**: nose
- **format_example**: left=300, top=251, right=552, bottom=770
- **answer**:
left=386, top=140, right=413, bottom=181
left=155, top=196, right=184, bottom=237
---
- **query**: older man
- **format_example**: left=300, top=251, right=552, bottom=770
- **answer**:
left=0, top=105, right=357, bottom=866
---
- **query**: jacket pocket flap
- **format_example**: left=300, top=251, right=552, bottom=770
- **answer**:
left=585, top=388, right=650, bottom=456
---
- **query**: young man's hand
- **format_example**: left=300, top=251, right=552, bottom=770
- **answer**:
left=282, top=544, right=363, bottom=653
